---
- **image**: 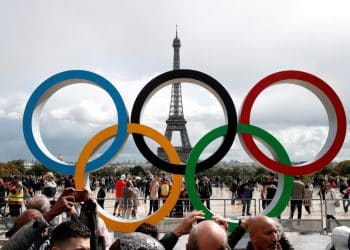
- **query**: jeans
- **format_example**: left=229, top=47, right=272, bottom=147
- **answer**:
left=201, top=197, right=211, bottom=210
left=289, top=199, right=303, bottom=219
left=242, top=198, right=251, bottom=215
left=149, top=199, right=159, bottom=214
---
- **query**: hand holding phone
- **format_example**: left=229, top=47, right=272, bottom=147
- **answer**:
left=74, top=190, right=88, bottom=202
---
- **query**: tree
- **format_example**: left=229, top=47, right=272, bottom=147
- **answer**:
left=7, top=159, right=25, bottom=174
left=130, top=165, right=146, bottom=176
left=255, top=167, right=269, bottom=177
left=93, top=167, right=116, bottom=178
left=318, top=164, right=332, bottom=177
left=25, top=163, right=49, bottom=176
left=333, top=160, right=350, bottom=177
left=115, top=167, right=131, bottom=177
left=0, top=163, right=21, bottom=177
left=7, top=159, right=25, bottom=167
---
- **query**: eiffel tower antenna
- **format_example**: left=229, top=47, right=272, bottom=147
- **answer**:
left=157, top=28, right=192, bottom=163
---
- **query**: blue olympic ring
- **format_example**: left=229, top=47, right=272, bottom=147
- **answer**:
left=23, top=70, right=128, bottom=175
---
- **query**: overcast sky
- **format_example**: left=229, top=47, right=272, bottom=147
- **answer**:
left=1, top=1, right=350, bottom=169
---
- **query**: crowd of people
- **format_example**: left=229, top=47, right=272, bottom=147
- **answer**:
left=1, top=184, right=296, bottom=250
left=1, top=171, right=350, bottom=223
left=228, top=173, right=350, bottom=224
left=1, top=170, right=350, bottom=249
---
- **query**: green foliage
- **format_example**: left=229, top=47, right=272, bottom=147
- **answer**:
left=130, top=165, right=146, bottom=176
left=7, top=159, right=25, bottom=167
left=301, top=174, right=313, bottom=185
left=255, top=174, right=267, bottom=184
left=0, top=163, right=21, bottom=177
left=318, top=164, right=333, bottom=177
left=115, top=168, right=131, bottom=177
left=3, top=158, right=349, bottom=185
left=255, top=167, right=269, bottom=177
left=93, top=166, right=117, bottom=178
left=7, top=159, right=25, bottom=174
left=204, top=165, right=263, bottom=185
left=25, top=163, right=51, bottom=176
left=332, top=160, right=350, bottom=177
left=312, top=161, right=350, bottom=179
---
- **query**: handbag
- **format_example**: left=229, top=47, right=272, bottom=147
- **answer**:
left=331, top=192, right=340, bottom=207
left=334, top=199, right=340, bottom=207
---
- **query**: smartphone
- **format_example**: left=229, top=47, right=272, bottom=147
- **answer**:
left=74, top=190, right=87, bottom=202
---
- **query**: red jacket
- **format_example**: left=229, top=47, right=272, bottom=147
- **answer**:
left=115, top=180, right=126, bottom=198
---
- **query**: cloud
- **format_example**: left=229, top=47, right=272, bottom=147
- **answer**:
left=49, top=100, right=114, bottom=125
left=0, top=94, right=27, bottom=120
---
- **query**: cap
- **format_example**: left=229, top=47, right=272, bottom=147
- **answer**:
left=44, top=172, right=55, bottom=179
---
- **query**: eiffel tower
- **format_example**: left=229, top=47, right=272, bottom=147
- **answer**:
left=157, top=28, right=192, bottom=163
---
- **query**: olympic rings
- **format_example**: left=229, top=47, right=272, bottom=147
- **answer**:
left=23, top=69, right=347, bottom=232
left=131, top=69, right=237, bottom=175
left=74, top=123, right=182, bottom=232
left=23, top=70, right=128, bottom=175
left=239, top=70, right=347, bottom=176
left=185, top=124, right=293, bottom=232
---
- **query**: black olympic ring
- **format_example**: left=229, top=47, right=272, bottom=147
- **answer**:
left=131, top=69, right=237, bottom=174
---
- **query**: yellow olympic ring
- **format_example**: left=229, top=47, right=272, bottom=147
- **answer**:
left=74, top=123, right=182, bottom=232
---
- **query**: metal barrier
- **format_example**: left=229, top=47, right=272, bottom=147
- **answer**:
left=1, top=194, right=349, bottom=234
left=74, top=196, right=350, bottom=233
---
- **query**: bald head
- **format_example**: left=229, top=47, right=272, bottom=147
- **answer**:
left=249, top=215, right=276, bottom=231
left=187, top=220, right=227, bottom=250
left=27, top=195, right=51, bottom=213
left=249, top=215, right=279, bottom=250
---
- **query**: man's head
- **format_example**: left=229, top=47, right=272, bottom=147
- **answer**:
left=135, top=222, right=159, bottom=239
left=125, top=180, right=133, bottom=188
left=50, top=221, right=91, bottom=250
left=186, top=220, right=227, bottom=250
left=268, top=172, right=275, bottom=180
left=13, top=175, right=20, bottom=183
left=110, top=232, right=164, bottom=250
left=249, top=215, right=279, bottom=250
left=26, top=195, right=51, bottom=214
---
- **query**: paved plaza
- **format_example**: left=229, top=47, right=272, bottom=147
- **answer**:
left=99, top=185, right=350, bottom=223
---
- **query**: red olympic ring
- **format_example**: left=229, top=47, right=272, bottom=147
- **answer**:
left=239, top=70, right=347, bottom=176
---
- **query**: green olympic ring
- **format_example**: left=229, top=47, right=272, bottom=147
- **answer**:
left=185, top=123, right=293, bottom=232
